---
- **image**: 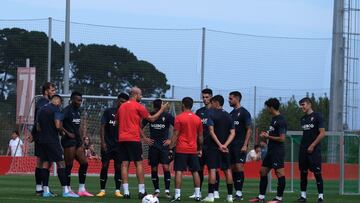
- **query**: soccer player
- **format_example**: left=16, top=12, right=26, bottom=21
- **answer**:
left=142, top=99, right=174, bottom=198
left=117, top=87, right=168, bottom=199
left=228, top=91, right=252, bottom=201
left=249, top=98, right=287, bottom=203
left=31, top=82, right=56, bottom=195
left=96, top=93, right=129, bottom=197
left=36, top=95, right=74, bottom=197
left=193, top=88, right=220, bottom=199
left=61, top=91, right=92, bottom=197
left=169, top=97, right=203, bottom=202
left=297, top=97, right=325, bottom=203
left=202, top=95, right=235, bottom=203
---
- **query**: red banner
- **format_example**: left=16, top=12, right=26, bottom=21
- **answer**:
left=16, top=67, right=36, bottom=124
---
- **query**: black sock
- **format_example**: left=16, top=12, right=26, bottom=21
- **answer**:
left=164, top=171, right=171, bottom=191
left=100, top=165, right=109, bottom=190
left=215, top=171, right=220, bottom=191
left=114, top=170, right=122, bottom=190
left=227, top=184, right=233, bottom=195
left=41, top=168, right=50, bottom=187
left=277, top=176, right=286, bottom=198
left=233, top=172, right=240, bottom=191
left=79, top=163, right=88, bottom=184
left=259, top=176, right=268, bottom=195
left=151, top=171, right=160, bottom=190
left=300, top=171, right=308, bottom=192
left=65, top=164, right=73, bottom=186
left=239, top=171, right=244, bottom=191
left=208, top=183, right=215, bottom=194
left=57, top=168, right=67, bottom=187
left=199, top=170, right=204, bottom=190
left=35, top=167, right=42, bottom=190
left=314, top=172, right=324, bottom=194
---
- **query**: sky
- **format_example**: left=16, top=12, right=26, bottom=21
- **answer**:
left=2, top=0, right=349, bottom=126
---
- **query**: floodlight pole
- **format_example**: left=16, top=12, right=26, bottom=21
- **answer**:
left=200, top=27, right=206, bottom=100
left=64, top=0, right=70, bottom=95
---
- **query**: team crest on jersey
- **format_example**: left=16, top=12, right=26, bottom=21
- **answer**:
left=237, top=112, right=241, bottom=117
left=273, top=121, right=277, bottom=125
left=111, top=114, right=115, bottom=117
left=162, top=117, right=165, bottom=121
left=311, top=117, right=314, bottom=121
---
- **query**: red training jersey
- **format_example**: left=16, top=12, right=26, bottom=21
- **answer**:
left=117, top=100, right=150, bottom=142
left=174, top=111, right=203, bottom=154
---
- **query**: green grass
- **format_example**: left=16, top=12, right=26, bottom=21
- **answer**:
left=0, top=175, right=359, bottom=203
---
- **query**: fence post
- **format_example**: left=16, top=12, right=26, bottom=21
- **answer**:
left=200, top=27, right=206, bottom=101
left=47, top=17, right=52, bottom=82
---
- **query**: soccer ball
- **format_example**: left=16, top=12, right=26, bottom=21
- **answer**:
left=142, top=194, right=159, bottom=203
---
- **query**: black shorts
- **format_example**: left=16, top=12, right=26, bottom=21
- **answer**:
left=38, top=143, right=64, bottom=162
left=148, top=147, right=170, bottom=167
left=61, top=137, right=82, bottom=149
left=230, top=147, right=247, bottom=164
left=119, top=141, right=143, bottom=162
left=262, top=150, right=284, bottom=169
left=199, top=148, right=209, bottom=168
left=34, top=141, right=41, bottom=157
left=101, top=148, right=122, bottom=164
left=298, top=148, right=322, bottom=173
left=207, top=149, right=231, bottom=170
left=174, top=153, right=200, bottom=172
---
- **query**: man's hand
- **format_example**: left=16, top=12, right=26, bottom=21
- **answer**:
left=163, top=139, right=171, bottom=146
left=101, top=143, right=107, bottom=152
left=307, top=144, right=315, bottom=154
left=241, top=145, right=248, bottom=153
left=197, top=150, right=202, bottom=157
left=143, top=137, right=154, bottom=146
left=219, top=144, right=229, bottom=153
left=260, top=131, right=269, bottom=139
left=160, top=102, right=170, bottom=111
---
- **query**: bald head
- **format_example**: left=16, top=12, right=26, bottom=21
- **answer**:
left=130, top=86, right=143, bottom=102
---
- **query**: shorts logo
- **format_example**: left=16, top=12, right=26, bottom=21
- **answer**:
left=201, top=118, right=208, bottom=125
left=273, top=163, right=278, bottom=166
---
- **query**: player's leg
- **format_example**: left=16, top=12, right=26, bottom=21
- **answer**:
left=309, top=151, right=324, bottom=202
left=172, top=153, right=186, bottom=201
left=189, top=154, right=201, bottom=201
left=97, top=150, right=110, bottom=197
left=149, top=147, right=160, bottom=193
left=172, top=170, right=182, bottom=202
left=214, top=170, right=220, bottom=199
left=129, top=142, right=146, bottom=199
left=38, top=144, right=51, bottom=197
left=203, top=149, right=219, bottom=202
left=160, top=148, right=171, bottom=197
left=75, top=146, right=93, bottom=196
left=298, top=149, right=309, bottom=202
left=223, top=168, right=234, bottom=202
left=249, top=153, right=271, bottom=202
left=119, top=142, right=130, bottom=198
left=35, top=145, right=43, bottom=195
left=231, top=148, right=246, bottom=200
left=63, top=146, right=76, bottom=193
left=113, top=150, right=123, bottom=197
left=270, top=151, right=286, bottom=203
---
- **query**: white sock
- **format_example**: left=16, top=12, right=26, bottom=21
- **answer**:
left=139, top=184, right=145, bottom=194
left=155, top=189, right=160, bottom=193
left=194, top=187, right=201, bottom=198
left=208, top=193, right=214, bottom=199
left=175, top=188, right=181, bottom=198
left=301, top=191, right=306, bottom=198
left=43, top=186, right=50, bottom=193
left=318, top=193, right=324, bottom=199
left=101, top=189, right=105, bottom=193
left=36, top=184, right=43, bottom=191
left=67, top=186, right=72, bottom=192
left=79, top=184, right=85, bottom=192
left=115, top=189, right=120, bottom=193
left=63, top=186, right=69, bottom=193
left=227, top=194, right=233, bottom=200
left=276, top=196, right=283, bottom=201
left=123, top=183, right=129, bottom=195
left=236, top=191, right=243, bottom=196
left=259, top=194, right=265, bottom=199
left=165, top=189, right=170, bottom=193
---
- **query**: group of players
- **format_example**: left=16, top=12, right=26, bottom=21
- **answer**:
left=31, top=82, right=325, bottom=203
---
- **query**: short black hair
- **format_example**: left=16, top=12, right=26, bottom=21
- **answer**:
left=264, top=98, right=280, bottom=110
left=201, top=88, right=213, bottom=96
left=12, top=130, right=19, bottom=136
left=51, top=94, right=63, bottom=102
left=70, top=91, right=82, bottom=100
left=299, top=97, right=312, bottom=105
left=229, top=91, right=242, bottom=102
left=153, top=99, right=162, bottom=109
left=254, top=144, right=260, bottom=149
left=211, top=95, right=224, bottom=106
left=118, top=92, right=129, bottom=101
left=182, top=97, right=193, bottom=109
left=41, top=82, right=55, bottom=95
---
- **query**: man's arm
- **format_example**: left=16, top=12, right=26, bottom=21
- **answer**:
left=100, top=124, right=107, bottom=151
left=197, top=131, right=203, bottom=151
left=262, top=132, right=286, bottom=143
left=169, top=130, right=179, bottom=149
left=224, top=129, right=236, bottom=147
left=242, top=126, right=252, bottom=152
left=145, top=102, right=169, bottom=122
left=209, top=126, right=223, bottom=148
left=308, top=128, right=325, bottom=153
